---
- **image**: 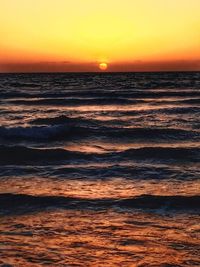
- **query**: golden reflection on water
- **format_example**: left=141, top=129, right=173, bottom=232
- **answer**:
left=65, top=141, right=200, bottom=154
left=0, top=177, right=199, bottom=199
left=55, top=103, right=185, bottom=112
left=0, top=209, right=199, bottom=266
left=1, top=79, right=200, bottom=266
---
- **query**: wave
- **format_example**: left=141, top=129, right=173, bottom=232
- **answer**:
left=119, top=195, right=200, bottom=210
left=49, top=165, right=200, bottom=180
left=106, top=127, right=200, bottom=140
left=160, top=106, right=200, bottom=114
left=30, top=115, right=89, bottom=125
left=2, top=89, right=200, bottom=100
left=118, top=147, right=200, bottom=162
left=5, top=82, right=40, bottom=88
left=179, top=98, right=200, bottom=105
left=1, top=164, right=199, bottom=181
left=0, top=145, right=199, bottom=164
left=0, top=145, right=88, bottom=164
left=2, top=72, right=200, bottom=89
left=109, top=107, right=200, bottom=117
left=0, top=193, right=199, bottom=214
left=0, top=124, right=94, bottom=141
left=8, top=97, right=200, bottom=107
left=0, top=124, right=199, bottom=142
left=9, top=97, right=142, bottom=106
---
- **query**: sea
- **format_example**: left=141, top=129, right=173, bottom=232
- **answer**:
left=0, top=72, right=199, bottom=267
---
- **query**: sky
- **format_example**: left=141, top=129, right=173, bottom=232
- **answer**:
left=0, top=0, right=200, bottom=72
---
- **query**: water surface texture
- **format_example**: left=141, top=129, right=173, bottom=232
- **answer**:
left=0, top=72, right=200, bottom=266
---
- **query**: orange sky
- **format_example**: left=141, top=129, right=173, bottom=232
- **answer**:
left=0, top=0, right=200, bottom=72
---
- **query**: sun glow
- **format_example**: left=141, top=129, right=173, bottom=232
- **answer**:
left=99, top=63, right=108, bottom=71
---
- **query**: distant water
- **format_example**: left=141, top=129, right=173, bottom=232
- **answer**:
left=0, top=72, right=200, bottom=266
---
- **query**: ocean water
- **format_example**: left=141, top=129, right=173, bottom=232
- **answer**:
left=0, top=72, right=200, bottom=267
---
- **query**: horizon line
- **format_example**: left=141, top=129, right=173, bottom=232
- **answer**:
left=1, top=70, right=200, bottom=74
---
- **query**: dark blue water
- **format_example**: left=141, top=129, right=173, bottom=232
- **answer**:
left=0, top=72, right=200, bottom=266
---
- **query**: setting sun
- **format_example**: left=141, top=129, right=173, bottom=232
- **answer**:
left=99, top=63, right=108, bottom=71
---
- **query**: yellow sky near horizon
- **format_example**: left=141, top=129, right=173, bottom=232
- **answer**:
left=0, top=0, right=200, bottom=70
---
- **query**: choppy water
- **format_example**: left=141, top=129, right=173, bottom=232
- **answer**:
left=0, top=72, right=200, bottom=267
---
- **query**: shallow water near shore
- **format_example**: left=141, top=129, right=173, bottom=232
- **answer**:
left=0, top=72, right=200, bottom=266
